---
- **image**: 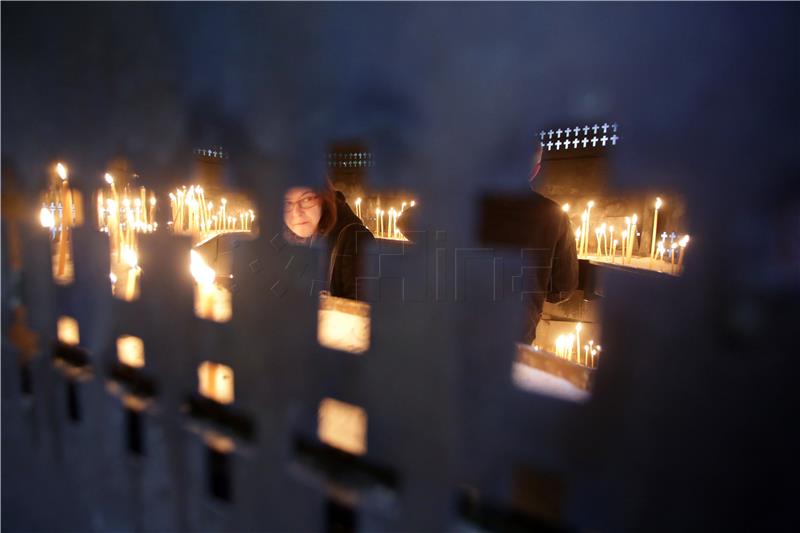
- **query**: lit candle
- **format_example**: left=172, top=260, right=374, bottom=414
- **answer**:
left=608, top=226, right=615, bottom=257
left=580, top=211, right=588, bottom=256
left=585, top=201, right=595, bottom=254
left=575, top=322, right=582, bottom=364
left=621, top=229, right=629, bottom=264
left=574, top=228, right=581, bottom=251
left=139, top=187, right=147, bottom=226
left=561, top=203, right=570, bottom=214
left=221, top=198, right=227, bottom=231
left=600, top=223, right=608, bottom=256
left=595, top=227, right=602, bottom=256
left=677, top=235, right=690, bottom=272
left=670, top=242, right=678, bottom=274
left=650, top=197, right=662, bottom=258
left=97, top=190, right=105, bottom=230
left=566, top=333, right=575, bottom=362
left=149, top=194, right=156, bottom=229
left=627, top=214, right=638, bottom=261
left=56, top=163, right=70, bottom=278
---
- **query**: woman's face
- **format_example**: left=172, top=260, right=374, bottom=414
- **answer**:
left=284, top=187, right=322, bottom=238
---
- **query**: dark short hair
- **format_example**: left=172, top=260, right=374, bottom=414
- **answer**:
left=316, top=177, right=338, bottom=235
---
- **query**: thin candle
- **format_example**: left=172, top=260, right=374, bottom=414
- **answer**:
left=677, top=235, right=690, bottom=272
left=650, top=197, right=662, bottom=258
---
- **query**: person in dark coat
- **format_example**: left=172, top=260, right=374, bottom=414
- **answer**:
left=284, top=182, right=374, bottom=300
left=479, top=142, right=579, bottom=343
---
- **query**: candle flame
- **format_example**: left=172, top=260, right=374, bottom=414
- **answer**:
left=104, top=172, right=114, bottom=184
left=576, top=322, right=582, bottom=332
left=561, top=203, right=570, bottom=212
left=680, top=235, right=690, bottom=247
left=655, top=197, right=662, bottom=209
left=39, top=207, right=55, bottom=228
left=190, top=250, right=216, bottom=286
left=410, top=200, right=416, bottom=207
left=632, top=214, right=638, bottom=224
left=587, top=200, right=595, bottom=208
left=355, top=197, right=362, bottom=206
left=122, top=246, right=138, bottom=269
left=56, top=163, right=68, bottom=180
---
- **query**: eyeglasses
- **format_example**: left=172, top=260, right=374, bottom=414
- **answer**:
left=284, top=194, right=320, bottom=212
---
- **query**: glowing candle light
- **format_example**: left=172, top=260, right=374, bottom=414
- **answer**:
left=149, top=194, right=156, bottom=228
left=585, top=201, right=595, bottom=256
left=595, top=227, right=602, bottom=256
left=566, top=333, right=575, bottom=362
left=626, top=214, right=638, bottom=261
left=355, top=197, right=362, bottom=219
left=575, top=322, right=582, bottom=364
left=57, top=316, right=80, bottom=346
left=56, top=162, right=71, bottom=278
left=677, top=234, right=690, bottom=272
left=580, top=211, right=589, bottom=256
left=600, top=222, right=608, bottom=255
left=608, top=226, right=615, bottom=257
left=574, top=228, right=581, bottom=251
left=139, top=187, right=147, bottom=226
left=410, top=200, right=416, bottom=208
left=650, top=197, right=662, bottom=258
left=561, top=203, right=570, bottom=213
left=122, top=246, right=139, bottom=301
left=117, top=335, right=145, bottom=368
left=40, top=206, right=55, bottom=228
left=670, top=242, right=678, bottom=274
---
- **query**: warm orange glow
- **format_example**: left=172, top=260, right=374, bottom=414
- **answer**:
left=198, top=361, right=234, bottom=404
left=40, top=207, right=55, bottom=228
left=57, top=316, right=80, bottom=346
left=317, top=292, right=370, bottom=354
left=117, top=335, right=144, bottom=368
left=318, top=398, right=367, bottom=456
left=56, top=163, right=68, bottom=181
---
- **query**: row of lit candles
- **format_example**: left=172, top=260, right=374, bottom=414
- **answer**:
left=532, top=322, right=601, bottom=368
left=565, top=197, right=690, bottom=271
left=353, top=197, right=415, bottom=240
left=168, top=185, right=255, bottom=235
left=39, top=163, right=81, bottom=284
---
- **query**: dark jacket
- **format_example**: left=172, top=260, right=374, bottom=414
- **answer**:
left=479, top=191, right=579, bottom=343
left=327, top=191, right=375, bottom=300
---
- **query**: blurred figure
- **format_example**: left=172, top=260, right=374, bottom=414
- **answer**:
left=481, top=143, right=579, bottom=343
left=284, top=181, right=374, bottom=300
left=520, top=142, right=579, bottom=343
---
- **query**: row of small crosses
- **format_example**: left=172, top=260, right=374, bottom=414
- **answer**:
left=328, top=160, right=375, bottom=168
left=540, top=134, right=619, bottom=151
left=193, top=148, right=228, bottom=159
left=328, top=152, right=373, bottom=160
left=540, top=123, right=618, bottom=140
left=328, top=152, right=374, bottom=168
